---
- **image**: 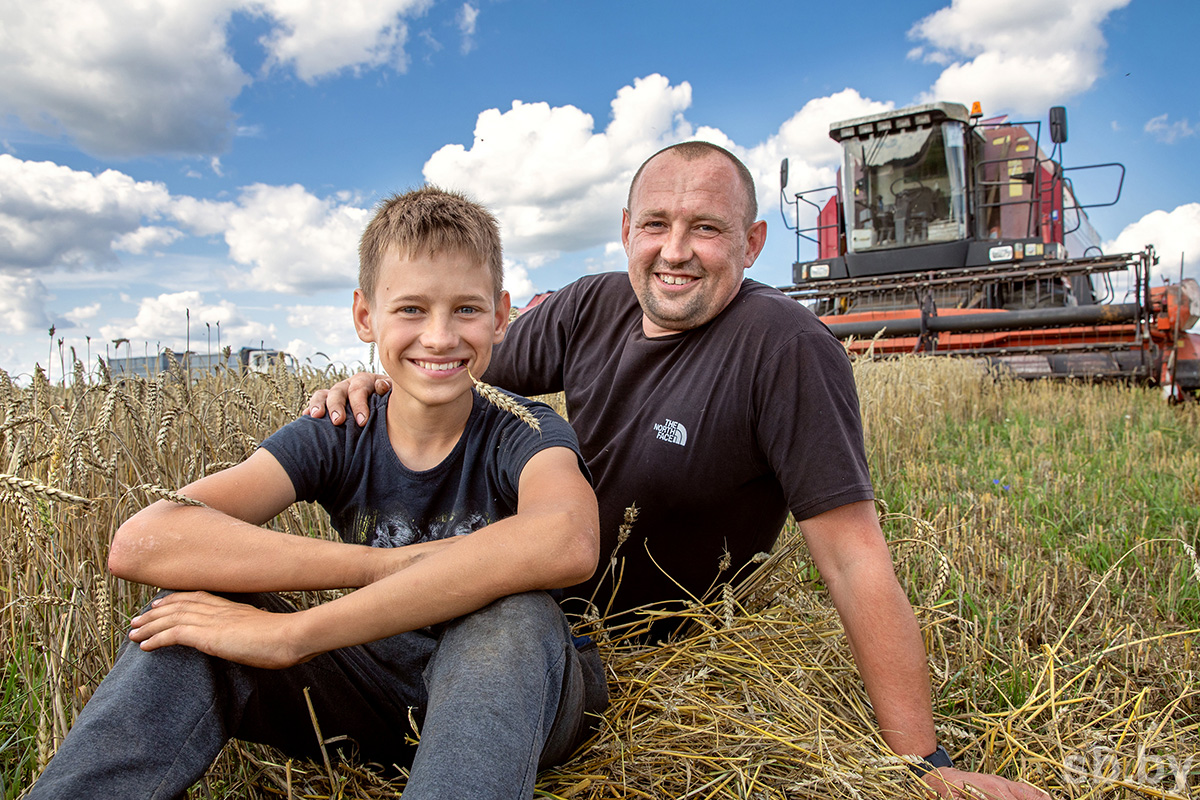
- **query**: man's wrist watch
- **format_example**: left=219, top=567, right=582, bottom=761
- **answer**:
left=909, top=745, right=954, bottom=777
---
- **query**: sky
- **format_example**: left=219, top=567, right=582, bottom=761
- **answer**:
left=1, top=0, right=1197, bottom=379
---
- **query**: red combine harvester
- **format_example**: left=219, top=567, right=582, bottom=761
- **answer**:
left=778, top=102, right=1199, bottom=399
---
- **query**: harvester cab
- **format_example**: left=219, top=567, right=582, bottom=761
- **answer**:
left=778, top=101, right=1199, bottom=398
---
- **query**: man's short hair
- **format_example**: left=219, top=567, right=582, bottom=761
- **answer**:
left=627, top=141, right=758, bottom=227
left=359, top=186, right=504, bottom=301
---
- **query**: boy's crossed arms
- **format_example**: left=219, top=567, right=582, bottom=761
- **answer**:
left=112, top=443, right=598, bottom=670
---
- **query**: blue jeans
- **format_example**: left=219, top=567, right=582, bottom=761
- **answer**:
left=28, top=591, right=607, bottom=800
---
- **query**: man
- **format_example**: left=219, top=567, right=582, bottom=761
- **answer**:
left=310, top=143, right=1048, bottom=800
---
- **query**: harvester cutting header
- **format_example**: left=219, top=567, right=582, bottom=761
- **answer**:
left=778, top=101, right=1199, bottom=399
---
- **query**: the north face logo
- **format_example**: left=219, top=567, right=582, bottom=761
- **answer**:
left=653, top=418, right=688, bottom=446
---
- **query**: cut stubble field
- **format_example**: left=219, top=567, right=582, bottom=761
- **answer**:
left=1, top=355, right=1197, bottom=799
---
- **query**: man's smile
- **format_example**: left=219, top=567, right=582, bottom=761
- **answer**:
left=656, top=274, right=697, bottom=286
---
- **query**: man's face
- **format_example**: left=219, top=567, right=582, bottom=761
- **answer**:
left=622, top=151, right=767, bottom=337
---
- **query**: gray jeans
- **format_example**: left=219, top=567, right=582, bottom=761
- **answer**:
left=28, top=591, right=608, bottom=800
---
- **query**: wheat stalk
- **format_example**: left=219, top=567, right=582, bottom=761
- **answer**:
left=130, top=483, right=207, bottom=507
left=0, top=472, right=92, bottom=508
left=467, top=370, right=541, bottom=432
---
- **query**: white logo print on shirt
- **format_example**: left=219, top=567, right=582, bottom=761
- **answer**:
left=653, top=418, right=688, bottom=446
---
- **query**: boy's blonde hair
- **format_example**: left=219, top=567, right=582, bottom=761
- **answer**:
left=359, top=186, right=503, bottom=301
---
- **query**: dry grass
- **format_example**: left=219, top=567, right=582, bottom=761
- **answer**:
left=2, top=355, right=1198, bottom=799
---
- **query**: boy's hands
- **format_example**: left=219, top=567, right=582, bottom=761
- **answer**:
left=303, top=372, right=390, bottom=426
left=129, top=592, right=309, bottom=670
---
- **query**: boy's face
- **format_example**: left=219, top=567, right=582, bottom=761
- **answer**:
left=353, top=247, right=510, bottom=412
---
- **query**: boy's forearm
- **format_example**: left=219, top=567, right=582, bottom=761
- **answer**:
left=287, top=504, right=596, bottom=659
left=109, top=502, right=419, bottom=592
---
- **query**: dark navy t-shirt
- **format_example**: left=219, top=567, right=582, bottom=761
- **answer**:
left=260, top=390, right=588, bottom=548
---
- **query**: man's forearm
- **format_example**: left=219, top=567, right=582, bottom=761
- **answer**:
left=800, top=501, right=938, bottom=758
left=829, top=561, right=938, bottom=757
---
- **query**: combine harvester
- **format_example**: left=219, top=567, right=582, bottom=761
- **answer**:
left=778, top=102, right=1199, bottom=400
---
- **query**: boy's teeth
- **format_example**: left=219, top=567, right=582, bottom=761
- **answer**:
left=417, top=360, right=462, bottom=371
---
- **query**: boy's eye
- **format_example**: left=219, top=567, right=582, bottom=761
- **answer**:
left=457, top=306, right=480, bottom=315
left=399, top=306, right=422, bottom=315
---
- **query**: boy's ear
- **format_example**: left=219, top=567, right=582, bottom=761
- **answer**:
left=352, top=289, right=376, bottom=343
left=493, top=290, right=512, bottom=343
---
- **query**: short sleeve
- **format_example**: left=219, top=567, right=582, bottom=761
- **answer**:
left=484, top=281, right=583, bottom=396
left=752, top=328, right=874, bottom=521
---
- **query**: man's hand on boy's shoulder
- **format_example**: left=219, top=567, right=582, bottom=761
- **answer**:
left=304, top=373, right=390, bottom=426
left=129, top=592, right=312, bottom=670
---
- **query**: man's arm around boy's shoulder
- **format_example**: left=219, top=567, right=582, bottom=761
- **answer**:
left=110, top=445, right=598, bottom=670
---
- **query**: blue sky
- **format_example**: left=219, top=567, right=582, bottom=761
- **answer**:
left=1, top=0, right=1196, bottom=378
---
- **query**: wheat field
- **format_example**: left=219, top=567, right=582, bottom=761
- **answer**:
left=1, top=355, right=1197, bottom=799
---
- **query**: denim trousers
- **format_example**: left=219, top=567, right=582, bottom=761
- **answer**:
left=28, top=590, right=608, bottom=800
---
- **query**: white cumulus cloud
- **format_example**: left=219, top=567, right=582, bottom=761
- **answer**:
left=0, top=0, right=438, bottom=158
left=100, top=291, right=275, bottom=350
left=743, top=89, right=893, bottom=224
left=910, top=0, right=1132, bottom=115
left=113, top=226, right=185, bottom=255
left=256, top=0, right=432, bottom=82
left=283, top=304, right=373, bottom=368
left=0, top=155, right=174, bottom=270
left=1104, top=204, right=1200, bottom=284
left=0, top=273, right=52, bottom=335
left=424, top=76, right=897, bottom=267
left=0, top=0, right=248, bottom=158
left=0, top=154, right=370, bottom=296
left=65, top=303, right=103, bottom=325
left=222, top=184, right=369, bottom=293
left=423, top=74, right=695, bottom=260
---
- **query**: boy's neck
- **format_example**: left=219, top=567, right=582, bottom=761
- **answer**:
left=383, top=390, right=474, bottom=472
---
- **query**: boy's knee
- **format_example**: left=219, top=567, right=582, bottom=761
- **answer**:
left=459, top=591, right=564, bottom=638
left=436, top=592, right=570, bottom=674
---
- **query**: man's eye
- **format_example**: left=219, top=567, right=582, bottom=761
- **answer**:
left=399, top=306, right=421, bottom=315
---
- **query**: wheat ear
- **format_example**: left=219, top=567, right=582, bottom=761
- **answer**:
left=468, top=370, right=541, bottom=432
left=0, top=472, right=92, bottom=508
left=132, top=483, right=207, bottom=507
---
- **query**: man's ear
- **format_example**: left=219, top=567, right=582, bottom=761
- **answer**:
left=743, top=219, right=768, bottom=269
left=352, top=289, right=375, bottom=343
left=621, top=208, right=632, bottom=256
left=494, top=290, right=512, bottom=343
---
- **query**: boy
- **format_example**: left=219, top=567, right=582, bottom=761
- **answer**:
left=29, top=187, right=604, bottom=800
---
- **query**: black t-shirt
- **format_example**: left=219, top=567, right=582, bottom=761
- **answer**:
left=260, top=390, right=587, bottom=548
left=484, top=273, right=874, bottom=622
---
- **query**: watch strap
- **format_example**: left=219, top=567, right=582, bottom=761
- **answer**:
left=909, top=744, right=954, bottom=777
